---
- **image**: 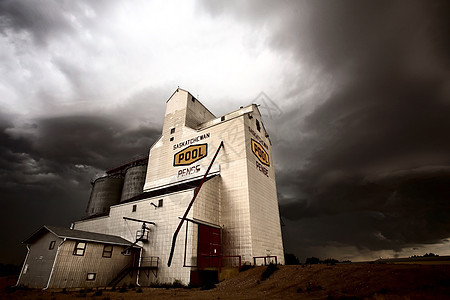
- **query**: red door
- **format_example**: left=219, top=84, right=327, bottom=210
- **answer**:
left=198, top=225, right=221, bottom=268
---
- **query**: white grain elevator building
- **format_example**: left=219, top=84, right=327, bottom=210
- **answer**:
left=17, top=88, right=284, bottom=288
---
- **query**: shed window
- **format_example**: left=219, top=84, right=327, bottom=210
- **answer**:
left=49, top=240, right=56, bottom=250
left=170, top=128, right=175, bottom=134
left=102, top=245, right=113, bottom=258
left=170, top=137, right=174, bottom=141
left=132, top=204, right=137, bottom=212
left=221, top=116, right=225, bottom=121
left=158, top=199, right=163, bottom=207
left=73, top=242, right=86, bottom=256
left=86, top=273, right=96, bottom=281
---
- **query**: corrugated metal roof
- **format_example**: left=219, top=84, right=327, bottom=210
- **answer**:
left=23, top=225, right=135, bottom=247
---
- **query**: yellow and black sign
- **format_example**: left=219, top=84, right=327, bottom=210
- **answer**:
left=174, top=144, right=208, bottom=166
left=251, top=139, right=270, bottom=166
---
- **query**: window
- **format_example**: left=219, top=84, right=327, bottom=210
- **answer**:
left=170, top=128, right=175, bottom=134
left=132, top=204, right=137, bottom=212
left=86, top=273, right=96, bottom=281
left=256, top=119, right=261, bottom=132
left=158, top=199, right=163, bottom=207
left=102, top=245, right=113, bottom=258
left=73, top=242, right=86, bottom=256
left=49, top=240, right=56, bottom=250
left=170, top=137, right=174, bottom=141
left=221, top=116, right=225, bottom=121
left=122, top=248, right=131, bottom=256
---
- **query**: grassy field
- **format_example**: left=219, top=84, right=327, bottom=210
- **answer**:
left=375, top=255, right=450, bottom=265
left=388, top=261, right=450, bottom=265
left=2, top=263, right=450, bottom=299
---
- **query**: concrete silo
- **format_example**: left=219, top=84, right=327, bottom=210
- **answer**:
left=120, top=164, right=147, bottom=202
left=86, top=176, right=124, bottom=217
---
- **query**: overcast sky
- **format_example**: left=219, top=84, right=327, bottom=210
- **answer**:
left=1, top=0, right=449, bottom=265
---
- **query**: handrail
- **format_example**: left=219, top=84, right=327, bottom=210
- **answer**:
left=253, top=255, right=278, bottom=266
left=199, top=255, right=242, bottom=272
left=140, top=256, right=159, bottom=268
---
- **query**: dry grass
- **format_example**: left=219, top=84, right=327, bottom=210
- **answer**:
left=2, top=264, right=450, bottom=299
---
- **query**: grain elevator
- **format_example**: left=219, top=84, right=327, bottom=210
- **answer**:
left=17, top=88, right=284, bottom=288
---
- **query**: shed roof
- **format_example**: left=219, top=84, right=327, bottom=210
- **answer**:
left=23, top=225, right=135, bottom=247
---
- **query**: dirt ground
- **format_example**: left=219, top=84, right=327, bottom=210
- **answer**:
left=2, top=264, right=450, bottom=299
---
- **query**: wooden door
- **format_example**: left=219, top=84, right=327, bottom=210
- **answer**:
left=197, top=224, right=221, bottom=268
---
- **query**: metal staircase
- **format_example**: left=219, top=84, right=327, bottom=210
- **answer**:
left=108, top=256, right=159, bottom=287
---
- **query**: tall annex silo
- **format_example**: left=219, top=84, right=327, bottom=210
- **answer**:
left=120, top=164, right=147, bottom=202
left=85, top=176, right=124, bottom=217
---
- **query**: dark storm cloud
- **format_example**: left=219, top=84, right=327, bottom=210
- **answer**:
left=200, top=0, right=450, bottom=258
left=4, top=115, right=159, bottom=191
left=200, top=1, right=450, bottom=73
left=32, top=116, right=158, bottom=169
left=280, top=168, right=450, bottom=254
left=0, top=0, right=74, bottom=45
left=0, top=112, right=159, bottom=264
left=0, top=0, right=108, bottom=46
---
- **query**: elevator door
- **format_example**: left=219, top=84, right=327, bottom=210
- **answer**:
left=197, top=224, right=221, bottom=268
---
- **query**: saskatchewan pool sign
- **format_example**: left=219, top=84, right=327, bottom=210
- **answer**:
left=173, top=144, right=208, bottom=166
left=251, top=139, right=270, bottom=166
